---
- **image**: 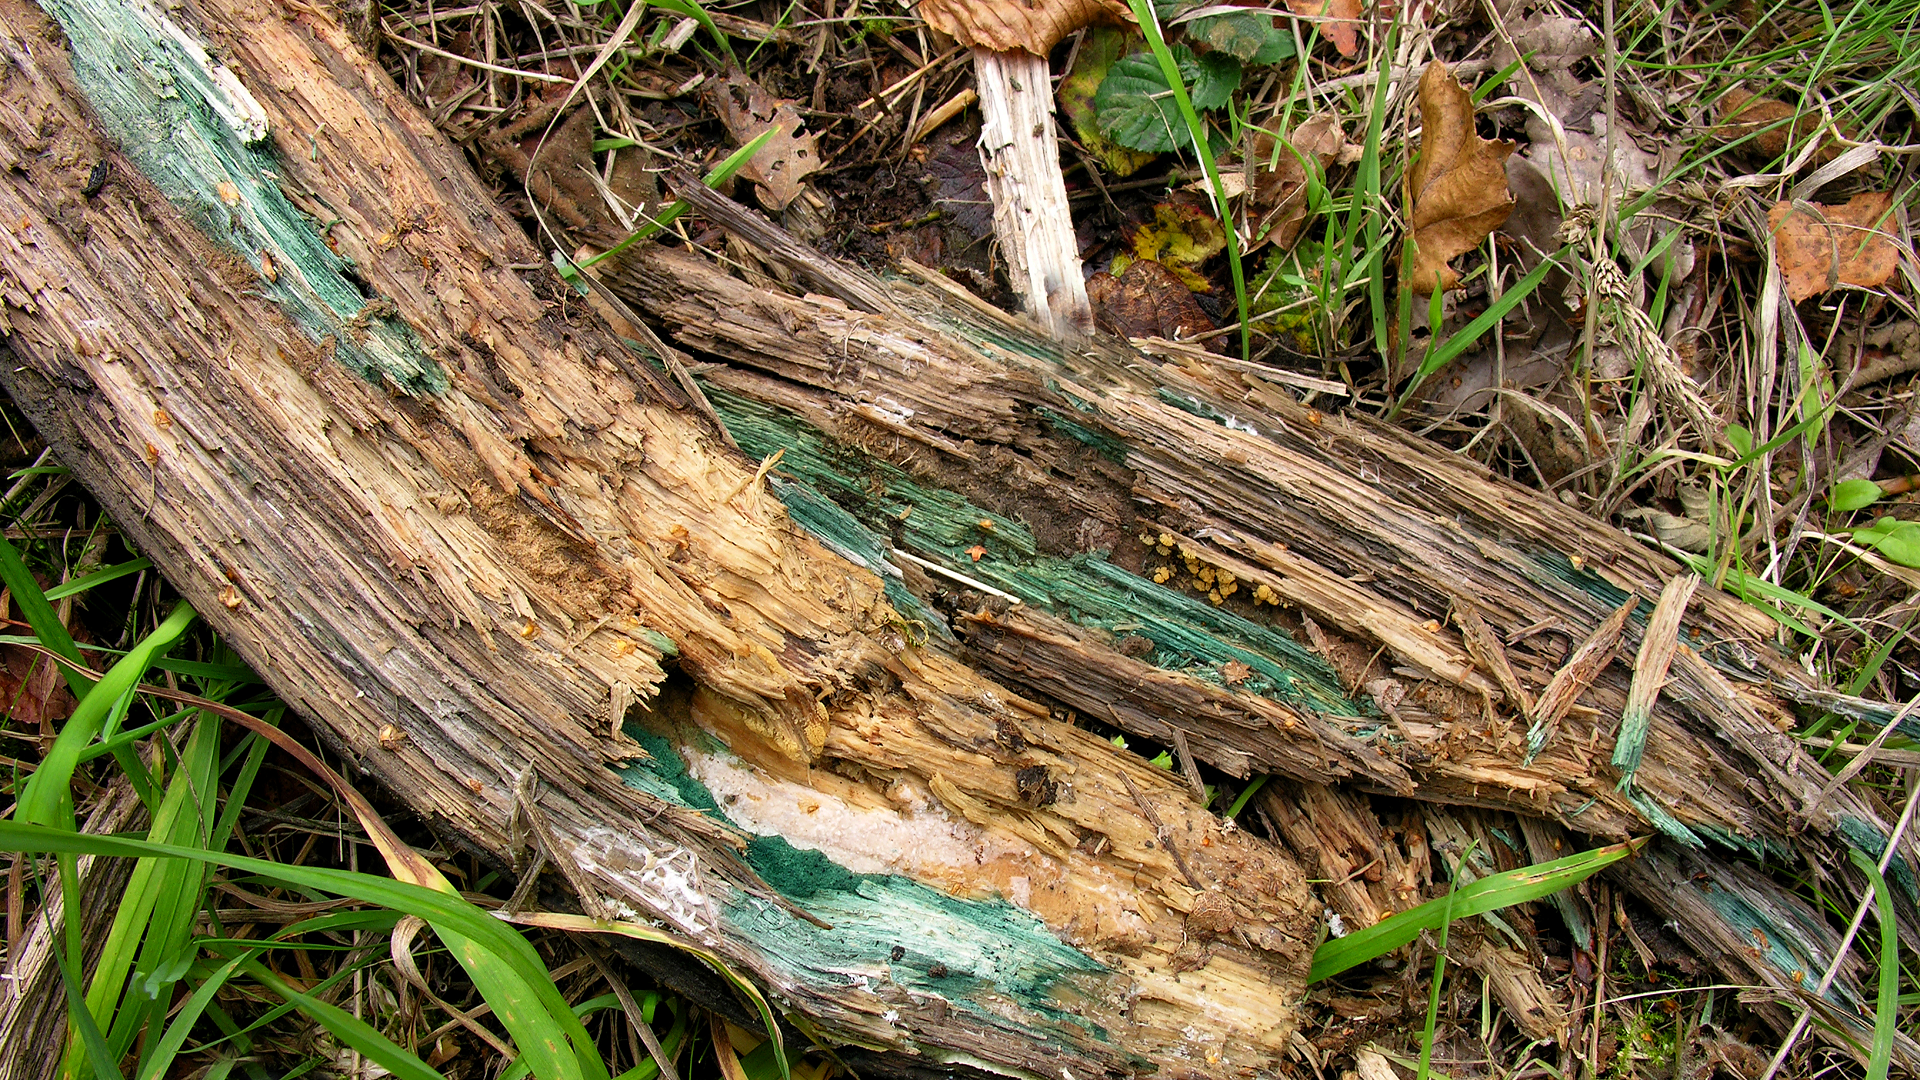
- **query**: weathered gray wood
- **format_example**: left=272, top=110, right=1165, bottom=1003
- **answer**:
left=2, top=0, right=1916, bottom=1070
left=0, top=0, right=1326, bottom=1073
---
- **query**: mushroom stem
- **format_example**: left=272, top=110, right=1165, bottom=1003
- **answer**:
left=973, top=48, right=1091, bottom=341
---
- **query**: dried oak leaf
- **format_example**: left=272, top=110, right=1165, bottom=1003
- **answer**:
left=1089, top=258, right=1216, bottom=342
left=1404, top=61, right=1515, bottom=295
left=708, top=72, right=820, bottom=211
left=1716, top=89, right=1840, bottom=166
left=919, top=0, right=1132, bottom=54
left=1284, top=0, right=1363, bottom=58
left=1768, top=191, right=1904, bottom=302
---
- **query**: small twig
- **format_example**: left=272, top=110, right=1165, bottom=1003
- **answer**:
left=1168, top=728, right=1208, bottom=806
left=1118, top=767, right=1205, bottom=892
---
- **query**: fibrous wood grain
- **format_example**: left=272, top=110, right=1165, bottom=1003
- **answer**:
left=0, top=0, right=1321, bottom=1073
left=2, top=0, right=1918, bottom=1070
left=599, top=181, right=1920, bottom=1060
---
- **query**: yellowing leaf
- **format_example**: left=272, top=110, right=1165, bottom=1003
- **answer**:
left=1124, top=202, right=1225, bottom=291
left=1057, top=27, right=1158, bottom=178
left=1768, top=192, right=1904, bottom=302
left=1403, top=61, right=1515, bottom=295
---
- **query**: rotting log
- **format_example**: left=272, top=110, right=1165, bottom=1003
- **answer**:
left=0, top=0, right=1319, bottom=1075
left=596, top=184, right=1920, bottom=1060
left=1, top=0, right=1918, bottom=1075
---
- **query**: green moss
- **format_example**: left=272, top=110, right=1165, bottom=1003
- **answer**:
left=45, top=0, right=445, bottom=396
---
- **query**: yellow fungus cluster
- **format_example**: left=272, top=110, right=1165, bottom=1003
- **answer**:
left=1136, top=531, right=1282, bottom=607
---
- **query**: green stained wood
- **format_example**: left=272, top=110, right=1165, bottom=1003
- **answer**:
left=709, top=386, right=1364, bottom=721
left=612, top=725, right=1118, bottom=1050
left=43, top=0, right=444, bottom=395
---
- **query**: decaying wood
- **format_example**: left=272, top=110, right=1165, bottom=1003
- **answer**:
left=603, top=182, right=1920, bottom=1061
left=0, top=782, right=143, bottom=1079
left=1, top=0, right=1917, bottom=1072
left=0, top=0, right=1323, bottom=1073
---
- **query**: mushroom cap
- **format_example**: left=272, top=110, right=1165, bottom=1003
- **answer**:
left=919, top=0, right=1134, bottom=55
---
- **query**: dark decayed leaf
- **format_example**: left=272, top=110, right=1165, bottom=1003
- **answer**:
left=1093, top=46, right=1239, bottom=153
left=1190, top=10, right=1294, bottom=64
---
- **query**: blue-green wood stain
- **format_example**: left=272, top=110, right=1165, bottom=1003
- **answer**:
left=614, top=727, right=1115, bottom=1046
left=45, top=0, right=444, bottom=394
left=709, top=387, right=1365, bottom=722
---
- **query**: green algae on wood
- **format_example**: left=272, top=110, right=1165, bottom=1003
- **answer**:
left=707, top=386, right=1364, bottom=721
left=41, top=0, right=444, bottom=395
left=612, top=723, right=1120, bottom=1052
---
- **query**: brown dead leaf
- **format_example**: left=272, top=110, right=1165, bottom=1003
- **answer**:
left=1285, top=0, right=1363, bottom=58
left=1089, top=259, right=1216, bottom=343
left=918, top=0, right=1132, bottom=54
left=1768, top=192, right=1905, bottom=302
left=1717, top=89, right=1840, bottom=165
left=1404, top=61, right=1515, bottom=294
left=0, top=642, right=76, bottom=740
left=1244, top=115, right=1352, bottom=250
left=708, top=72, right=820, bottom=212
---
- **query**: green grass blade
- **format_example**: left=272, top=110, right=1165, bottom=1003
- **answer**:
left=1848, top=849, right=1899, bottom=1080
left=577, top=128, right=779, bottom=270
left=48, top=919, right=123, bottom=1080
left=66, top=711, right=221, bottom=1079
left=111, top=715, right=226, bottom=1063
left=1390, top=248, right=1567, bottom=416
left=1663, top=550, right=1858, bottom=636
left=0, top=533, right=92, bottom=698
left=1309, top=840, right=1642, bottom=982
left=17, top=603, right=196, bottom=829
left=506, top=911, right=786, bottom=1080
left=1125, top=0, right=1248, bottom=360
left=0, top=822, right=602, bottom=1080
left=242, top=960, right=447, bottom=1080
left=134, top=951, right=256, bottom=1080
left=41, top=558, right=155, bottom=602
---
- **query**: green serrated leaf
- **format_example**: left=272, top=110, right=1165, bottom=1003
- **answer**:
left=1093, top=46, right=1239, bottom=153
left=1059, top=27, right=1160, bottom=176
left=1830, top=478, right=1884, bottom=513
left=1188, top=51, right=1240, bottom=111
left=1854, top=517, right=1920, bottom=567
left=1191, top=11, right=1295, bottom=65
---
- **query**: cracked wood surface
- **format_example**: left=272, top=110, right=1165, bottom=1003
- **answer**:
left=0, top=0, right=1320, bottom=1074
